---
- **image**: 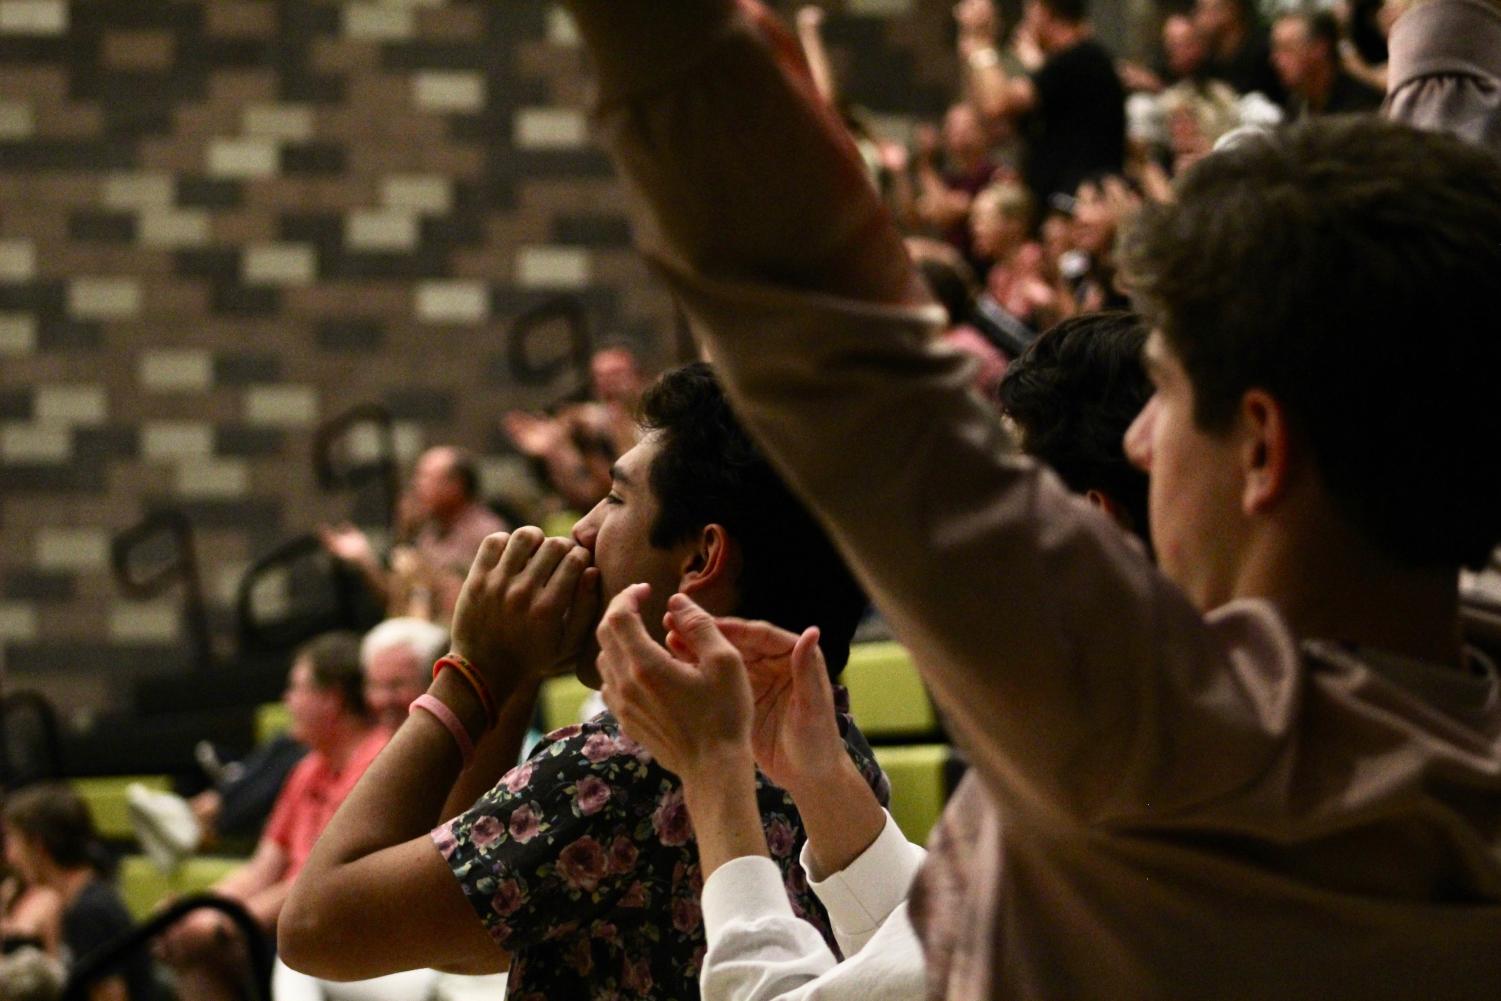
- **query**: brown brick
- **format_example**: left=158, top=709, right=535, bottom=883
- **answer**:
left=102, top=30, right=177, bottom=73
left=205, top=0, right=276, bottom=39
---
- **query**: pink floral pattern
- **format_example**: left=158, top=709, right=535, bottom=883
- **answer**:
left=435, top=699, right=884, bottom=1000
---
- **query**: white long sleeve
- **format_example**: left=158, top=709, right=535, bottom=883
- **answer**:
left=699, top=813, right=926, bottom=1001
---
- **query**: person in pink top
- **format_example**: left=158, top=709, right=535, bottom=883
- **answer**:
left=156, top=632, right=385, bottom=1001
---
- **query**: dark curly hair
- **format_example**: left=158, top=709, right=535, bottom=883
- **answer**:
left=638, top=362, right=867, bottom=673
left=998, top=311, right=1150, bottom=540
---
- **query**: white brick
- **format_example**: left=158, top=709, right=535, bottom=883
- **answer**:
left=175, top=458, right=250, bottom=498
left=0, top=99, right=33, bottom=139
left=393, top=422, right=425, bottom=463
left=243, top=243, right=317, bottom=286
left=546, top=6, right=578, bottom=46
left=415, top=280, right=488, bottom=323
left=68, top=278, right=142, bottom=320
left=243, top=566, right=291, bottom=621
left=34, top=385, right=106, bottom=425
left=1, top=424, right=70, bottom=462
left=0, top=0, right=67, bottom=35
left=138, top=209, right=211, bottom=249
left=208, top=138, right=279, bottom=179
left=412, top=72, right=485, bottom=113
left=380, top=174, right=451, bottom=214
left=514, top=107, right=586, bottom=150
left=142, top=421, right=214, bottom=460
left=140, top=349, right=212, bottom=392
left=0, top=603, right=38, bottom=642
left=516, top=245, right=590, bottom=289
left=103, top=172, right=174, bottom=210
left=345, top=210, right=418, bottom=251
left=108, top=602, right=180, bottom=643
left=245, top=385, right=319, bottom=427
left=36, top=528, right=108, bottom=570
left=0, top=239, right=34, bottom=282
left=0, top=314, right=36, bottom=355
left=243, top=103, right=314, bottom=141
left=343, top=3, right=415, bottom=40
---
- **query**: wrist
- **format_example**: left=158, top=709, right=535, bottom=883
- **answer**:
left=429, top=669, right=492, bottom=740
left=678, top=744, right=756, bottom=798
left=782, top=744, right=860, bottom=802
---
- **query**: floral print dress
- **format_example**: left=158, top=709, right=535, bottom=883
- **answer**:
left=434, top=696, right=887, bottom=1001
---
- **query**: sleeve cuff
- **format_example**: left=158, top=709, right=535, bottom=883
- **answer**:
left=702, top=856, right=796, bottom=943
left=802, top=811, right=925, bottom=937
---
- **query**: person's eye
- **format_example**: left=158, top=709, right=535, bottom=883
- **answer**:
left=606, top=492, right=624, bottom=505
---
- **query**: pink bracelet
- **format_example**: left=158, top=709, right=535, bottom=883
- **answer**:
left=410, top=694, right=475, bottom=768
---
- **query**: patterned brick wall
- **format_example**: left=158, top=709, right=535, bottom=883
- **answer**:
left=0, top=0, right=970, bottom=720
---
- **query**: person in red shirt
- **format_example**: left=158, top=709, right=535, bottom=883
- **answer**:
left=156, top=632, right=385, bottom=1001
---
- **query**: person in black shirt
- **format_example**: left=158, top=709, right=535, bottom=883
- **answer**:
left=958, top=0, right=1125, bottom=203
left=3, top=786, right=155, bottom=1001
left=1194, top=0, right=1287, bottom=102
left=1272, top=10, right=1384, bottom=117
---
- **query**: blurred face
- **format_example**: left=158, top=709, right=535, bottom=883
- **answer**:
left=1272, top=18, right=1320, bottom=93
left=3, top=823, right=39, bottom=882
left=943, top=105, right=985, bottom=162
left=590, top=349, right=642, bottom=406
left=571, top=434, right=697, bottom=683
left=411, top=448, right=465, bottom=519
left=1124, top=332, right=1246, bottom=610
left=1194, top=0, right=1234, bottom=40
left=364, top=645, right=426, bottom=731
left=284, top=657, right=341, bottom=746
left=1163, top=16, right=1207, bottom=78
left=970, top=199, right=1029, bottom=261
left=1072, top=181, right=1116, bottom=257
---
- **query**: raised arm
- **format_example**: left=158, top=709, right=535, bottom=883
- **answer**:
left=563, top=0, right=1260, bottom=827
left=279, top=528, right=599, bottom=979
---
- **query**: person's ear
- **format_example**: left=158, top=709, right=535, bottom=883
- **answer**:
left=1239, top=388, right=1292, bottom=516
left=678, top=524, right=741, bottom=602
left=1084, top=489, right=1133, bottom=533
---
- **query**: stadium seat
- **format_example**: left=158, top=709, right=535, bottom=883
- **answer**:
left=256, top=702, right=291, bottom=744
left=71, top=775, right=171, bottom=843
left=118, top=854, right=246, bottom=922
left=539, top=674, right=595, bottom=732
left=843, top=642, right=938, bottom=741
left=873, top=743, right=952, bottom=843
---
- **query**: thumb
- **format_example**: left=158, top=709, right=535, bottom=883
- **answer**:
left=665, top=594, right=738, bottom=669
left=790, top=627, right=831, bottom=702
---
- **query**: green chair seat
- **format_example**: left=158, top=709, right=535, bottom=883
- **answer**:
left=71, top=776, right=171, bottom=843
left=843, top=642, right=937, bottom=741
left=873, top=743, right=952, bottom=844
left=539, top=675, right=596, bottom=733
left=118, top=854, right=246, bottom=922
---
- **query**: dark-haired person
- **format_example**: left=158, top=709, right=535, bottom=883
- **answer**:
left=1194, top=0, right=1286, bottom=101
left=583, top=312, right=1154, bottom=1001
left=321, top=445, right=506, bottom=622
left=3, top=785, right=152, bottom=1001
left=553, top=1, right=1501, bottom=996
left=957, top=0, right=1126, bottom=203
left=157, top=632, right=388, bottom=1001
left=279, top=362, right=881, bottom=1000
left=1271, top=10, right=1383, bottom=116
left=998, top=311, right=1150, bottom=540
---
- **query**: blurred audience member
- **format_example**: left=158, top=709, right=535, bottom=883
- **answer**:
left=155, top=633, right=385, bottom=1001
left=1195, top=0, right=1285, bottom=101
left=4, top=785, right=154, bottom=1001
left=959, top=0, right=1126, bottom=203
left=0, top=947, right=64, bottom=1001
left=322, top=446, right=505, bottom=623
left=911, top=103, right=1001, bottom=263
left=1, top=862, right=60, bottom=957
left=503, top=345, right=645, bottom=514
left=1271, top=9, right=1384, bottom=116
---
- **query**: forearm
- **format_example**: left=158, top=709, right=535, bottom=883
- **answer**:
left=568, top=0, right=925, bottom=307
left=784, top=754, right=885, bottom=879
left=440, top=679, right=539, bottom=821
left=680, top=750, right=769, bottom=879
